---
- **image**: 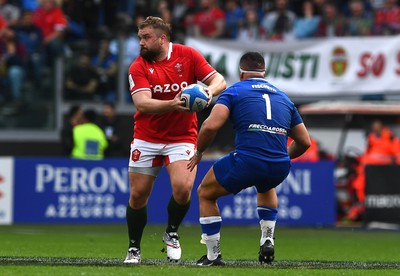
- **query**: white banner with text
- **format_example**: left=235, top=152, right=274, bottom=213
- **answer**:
left=185, top=36, right=400, bottom=96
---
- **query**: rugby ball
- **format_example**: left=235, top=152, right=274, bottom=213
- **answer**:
left=181, top=84, right=209, bottom=112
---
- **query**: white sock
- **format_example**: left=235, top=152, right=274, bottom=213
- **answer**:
left=260, top=219, right=276, bottom=246
left=203, top=233, right=221, bottom=261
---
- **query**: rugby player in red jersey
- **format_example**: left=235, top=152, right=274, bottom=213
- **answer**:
left=123, top=16, right=226, bottom=264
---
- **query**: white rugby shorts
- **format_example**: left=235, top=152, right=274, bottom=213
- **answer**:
left=128, top=139, right=195, bottom=169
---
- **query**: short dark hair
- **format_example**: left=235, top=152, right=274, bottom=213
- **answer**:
left=139, top=16, right=172, bottom=40
left=68, top=104, right=81, bottom=118
left=83, top=109, right=97, bottom=123
left=104, top=101, right=115, bottom=109
left=239, top=52, right=265, bottom=71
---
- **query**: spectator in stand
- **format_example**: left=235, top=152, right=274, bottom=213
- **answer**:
left=172, top=0, right=195, bottom=22
left=242, top=0, right=265, bottom=19
left=71, top=108, right=108, bottom=160
left=118, top=0, right=136, bottom=18
left=289, top=0, right=306, bottom=16
left=372, top=0, right=400, bottom=35
left=99, top=101, right=124, bottom=157
left=61, top=0, right=89, bottom=43
left=315, top=1, right=346, bottom=37
left=345, top=0, right=374, bottom=36
left=192, top=0, right=226, bottom=38
left=369, top=0, right=387, bottom=10
left=0, top=12, right=9, bottom=39
left=0, top=0, right=21, bottom=27
left=109, top=15, right=140, bottom=102
left=102, top=0, right=119, bottom=31
left=32, top=0, right=68, bottom=66
left=348, top=119, right=395, bottom=221
left=60, top=104, right=83, bottom=155
left=153, top=0, right=170, bottom=23
left=12, top=10, right=44, bottom=88
left=312, top=0, right=328, bottom=16
left=160, top=7, right=173, bottom=25
left=224, top=0, right=245, bottom=39
left=236, top=8, right=267, bottom=42
left=261, top=0, right=296, bottom=40
left=21, top=0, right=38, bottom=11
left=0, top=25, right=25, bottom=104
left=91, top=38, right=117, bottom=102
left=155, top=0, right=169, bottom=16
left=183, top=8, right=197, bottom=37
left=171, top=0, right=194, bottom=42
left=0, top=15, right=7, bottom=102
left=293, top=0, right=321, bottom=39
left=158, top=4, right=179, bottom=42
left=335, top=0, right=374, bottom=17
left=392, top=133, right=400, bottom=164
left=64, top=51, right=100, bottom=101
left=109, top=15, right=139, bottom=71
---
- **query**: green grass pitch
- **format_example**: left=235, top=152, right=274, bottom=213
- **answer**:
left=0, top=224, right=399, bottom=275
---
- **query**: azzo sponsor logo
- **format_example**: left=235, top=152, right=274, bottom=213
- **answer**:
left=331, top=46, right=348, bottom=77
left=152, top=81, right=188, bottom=93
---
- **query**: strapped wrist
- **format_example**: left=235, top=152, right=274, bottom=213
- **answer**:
left=195, top=149, right=203, bottom=157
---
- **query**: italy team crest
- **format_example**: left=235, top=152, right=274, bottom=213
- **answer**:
left=331, top=47, right=347, bottom=77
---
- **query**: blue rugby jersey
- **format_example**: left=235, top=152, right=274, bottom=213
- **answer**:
left=216, top=77, right=303, bottom=162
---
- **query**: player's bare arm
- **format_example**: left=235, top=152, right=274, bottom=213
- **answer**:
left=287, top=123, right=311, bottom=159
left=188, top=104, right=230, bottom=171
left=203, top=73, right=227, bottom=105
left=132, top=90, right=190, bottom=114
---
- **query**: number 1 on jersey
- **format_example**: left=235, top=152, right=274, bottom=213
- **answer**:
left=262, top=94, right=272, bottom=120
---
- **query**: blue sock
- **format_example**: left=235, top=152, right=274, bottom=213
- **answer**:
left=257, top=206, right=278, bottom=221
left=199, top=216, right=222, bottom=235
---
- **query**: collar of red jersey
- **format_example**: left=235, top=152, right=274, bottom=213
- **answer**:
left=167, top=42, right=173, bottom=60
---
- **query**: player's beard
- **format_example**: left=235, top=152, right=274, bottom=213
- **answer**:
left=140, top=46, right=161, bottom=62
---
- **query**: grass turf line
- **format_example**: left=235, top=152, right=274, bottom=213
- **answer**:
left=1, top=257, right=399, bottom=269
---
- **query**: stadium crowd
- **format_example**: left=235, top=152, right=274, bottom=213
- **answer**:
left=1, top=0, right=400, bottom=104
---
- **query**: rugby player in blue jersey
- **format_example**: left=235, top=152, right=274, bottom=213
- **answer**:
left=188, top=52, right=311, bottom=266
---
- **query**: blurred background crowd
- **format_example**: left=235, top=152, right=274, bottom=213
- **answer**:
left=1, top=0, right=400, bottom=105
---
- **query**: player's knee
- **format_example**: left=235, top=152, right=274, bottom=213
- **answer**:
left=197, top=184, right=208, bottom=200
left=130, top=190, right=149, bottom=208
left=172, top=187, right=191, bottom=204
left=129, top=199, right=147, bottom=209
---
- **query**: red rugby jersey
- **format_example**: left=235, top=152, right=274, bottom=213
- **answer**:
left=0, top=15, right=6, bottom=29
left=32, top=7, right=67, bottom=39
left=128, top=43, right=216, bottom=144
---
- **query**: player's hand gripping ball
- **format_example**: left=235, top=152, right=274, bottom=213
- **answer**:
left=181, top=84, right=209, bottom=112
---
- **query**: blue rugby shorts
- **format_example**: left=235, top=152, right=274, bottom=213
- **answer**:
left=213, top=151, right=291, bottom=194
